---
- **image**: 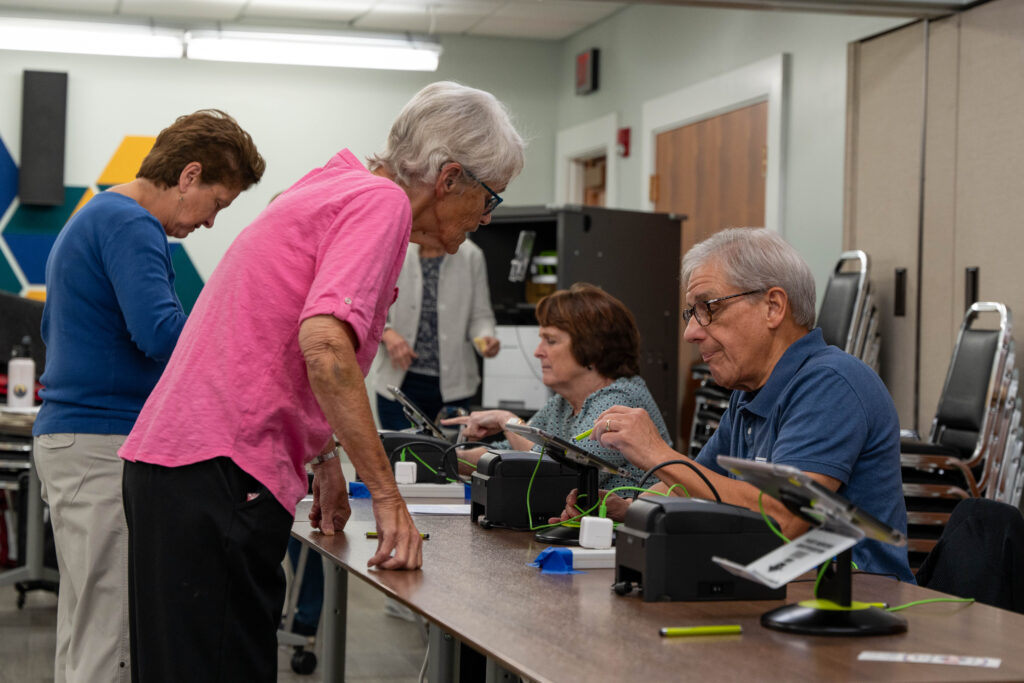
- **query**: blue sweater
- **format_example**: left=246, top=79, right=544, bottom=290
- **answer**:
left=34, top=192, right=186, bottom=436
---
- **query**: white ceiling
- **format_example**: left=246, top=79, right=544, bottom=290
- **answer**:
left=0, top=0, right=971, bottom=42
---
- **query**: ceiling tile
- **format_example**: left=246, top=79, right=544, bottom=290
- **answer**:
left=0, top=0, right=118, bottom=11
left=494, top=0, right=622, bottom=23
left=243, top=0, right=374, bottom=24
left=119, top=0, right=248, bottom=21
left=468, top=14, right=584, bottom=39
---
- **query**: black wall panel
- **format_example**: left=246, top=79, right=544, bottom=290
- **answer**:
left=19, top=70, right=68, bottom=206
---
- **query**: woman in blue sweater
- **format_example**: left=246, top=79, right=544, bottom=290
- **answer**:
left=32, top=110, right=265, bottom=683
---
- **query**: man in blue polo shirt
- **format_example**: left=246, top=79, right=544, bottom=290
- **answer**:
left=568, top=227, right=913, bottom=583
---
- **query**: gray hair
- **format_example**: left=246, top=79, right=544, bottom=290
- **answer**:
left=367, top=81, right=526, bottom=189
left=681, top=227, right=817, bottom=329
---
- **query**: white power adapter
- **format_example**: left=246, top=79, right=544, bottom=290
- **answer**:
left=579, top=516, right=614, bottom=549
left=394, top=461, right=417, bottom=484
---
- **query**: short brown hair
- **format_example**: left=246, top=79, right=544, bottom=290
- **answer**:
left=137, top=109, right=265, bottom=191
left=535, top=283, right=640, bottom=379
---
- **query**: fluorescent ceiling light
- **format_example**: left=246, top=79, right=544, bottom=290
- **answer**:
left=0, top=16, right=183, bottom=59
left=185, top=29, right=441, bottom=72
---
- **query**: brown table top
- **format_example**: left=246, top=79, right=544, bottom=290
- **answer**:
left=293, top=498, right=1024, bottom=682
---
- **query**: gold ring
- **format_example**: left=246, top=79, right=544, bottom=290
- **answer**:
left=606, top=419, right=612, bottom=432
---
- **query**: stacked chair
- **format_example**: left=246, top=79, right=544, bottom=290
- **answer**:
left=687, top=250, right=881, bottom=455
left=900, top=302, right=1022, bottom=569
left=817, top=250, right=879, bottom=371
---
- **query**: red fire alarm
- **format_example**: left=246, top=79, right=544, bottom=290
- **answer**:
left=575, top=48, right=599, bottom=95
left=617, top=127, right=631, bottom=158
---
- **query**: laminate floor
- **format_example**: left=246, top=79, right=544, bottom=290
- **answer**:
left=0, top=576, right=427, bottom=683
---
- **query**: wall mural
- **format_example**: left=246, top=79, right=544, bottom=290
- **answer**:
left=0, top=133, right=205, bottom=313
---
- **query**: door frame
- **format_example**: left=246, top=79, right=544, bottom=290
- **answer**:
left=555, top=112, right=618, bottom=207
left=640, top=53, right=788, bottom=234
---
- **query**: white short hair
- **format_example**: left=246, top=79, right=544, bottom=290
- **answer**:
left=681, top=227, right=817, bottom=329
left=367, top=81, right=526, bottom=189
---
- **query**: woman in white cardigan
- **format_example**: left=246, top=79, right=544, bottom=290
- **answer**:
left=375, top=238, right=500, bottom=428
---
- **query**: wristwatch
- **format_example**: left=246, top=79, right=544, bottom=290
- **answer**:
left=311, top=443, right=340, bottom=466
left=504, top=416, right=526, bottom=428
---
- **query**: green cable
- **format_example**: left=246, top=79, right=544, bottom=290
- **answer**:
left=400, top=447, right=458, bottom=483
left=758, top=491, right=791, bottom=543
left=812, top=561, right=829, bottom=598
left=886, top=597, right=974, bottom=612
left=457, top=457, right=477, bottom=469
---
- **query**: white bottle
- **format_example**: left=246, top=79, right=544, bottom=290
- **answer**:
left=7, top=336, right=35, bottom=408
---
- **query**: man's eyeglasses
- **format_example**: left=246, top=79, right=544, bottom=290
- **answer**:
left=682, top=289, right=765, bottom=327
left=463, top=167, right=503, bottom=215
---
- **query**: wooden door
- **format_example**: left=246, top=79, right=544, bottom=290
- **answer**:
left=652, top=101, right=768, bottom=446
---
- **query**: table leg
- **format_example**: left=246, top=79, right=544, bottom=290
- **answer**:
left=427, top=624, right=458, bottom=683
left=0, top=447, right=60, bottom=590
left=320, top=557, right=348, bottom=681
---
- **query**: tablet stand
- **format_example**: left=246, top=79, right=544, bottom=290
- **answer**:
left=712, top=455, right=908, bottom=637
left=759, top=547, right=906, bottom=636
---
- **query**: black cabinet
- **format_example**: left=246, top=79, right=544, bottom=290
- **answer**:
left=473, top=205, right=684, bottom=445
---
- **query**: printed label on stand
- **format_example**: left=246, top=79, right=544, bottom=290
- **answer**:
left=712, top=527, right=858, bottom=589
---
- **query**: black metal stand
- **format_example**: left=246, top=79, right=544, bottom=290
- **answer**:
left=760, top=549, right=907, bottom=636
left=533, top=458, right=599, bottom=547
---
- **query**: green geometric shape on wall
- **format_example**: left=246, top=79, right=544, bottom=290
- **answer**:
left=169, top=243, right=204, bottom=315
left=97, top=184, right=113, bottom=192
left=3, top=186, right=87, bottom=235
left=2, top=187, right=88, bottom=285
left=0, top=256, right=20, bottom=294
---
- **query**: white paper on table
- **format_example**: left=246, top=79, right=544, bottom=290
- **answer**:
left=712, top=527, right=859, bottom=589
left=407, top=504, right=471, bottom=515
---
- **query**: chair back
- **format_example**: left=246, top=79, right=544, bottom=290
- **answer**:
left=931, top=302, right=1012, bottom=467
left=818, top=251, right=868, bottom=353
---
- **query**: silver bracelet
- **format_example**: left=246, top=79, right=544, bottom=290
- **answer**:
left=311, top=445, right=340, bottom=466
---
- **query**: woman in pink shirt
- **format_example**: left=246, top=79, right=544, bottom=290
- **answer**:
left=119, top=81, right=525, bottom=682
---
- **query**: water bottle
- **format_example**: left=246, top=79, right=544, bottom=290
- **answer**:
left=7, top=335, right=35, bottom=408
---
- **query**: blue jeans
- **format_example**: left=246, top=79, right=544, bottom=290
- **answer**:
left=377, top=371, right=471, bottom=431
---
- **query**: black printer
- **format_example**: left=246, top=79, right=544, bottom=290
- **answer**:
left=614, top=497, right=785, bottom=601
left=470, top=450, right=577, bottom=530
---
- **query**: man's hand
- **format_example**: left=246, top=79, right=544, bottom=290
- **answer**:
left=368, top=494, right=423, bottom=570
left=382, top=328, right=417, bottom=370
left=590, top=406, right=674, bottom=471
left=309, top=458, right=351, bottom=535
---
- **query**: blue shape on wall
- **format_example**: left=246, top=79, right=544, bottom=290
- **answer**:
left=2, top=186, right=87, bottom=284
left=0, top=135, right=16, bottom=218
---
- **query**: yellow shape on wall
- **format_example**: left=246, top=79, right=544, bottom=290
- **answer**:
left=96, top=136, right=156, bottom=186
left=24, top=286, right=46, bottom=302
left=70, top=187, right=95, bottom=218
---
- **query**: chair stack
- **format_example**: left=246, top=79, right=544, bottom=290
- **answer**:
left=687, top=365, right=729, bottom=457
left=817, top=250, right=880, bottom=371
left=900, top=302, right=1022, bottom=569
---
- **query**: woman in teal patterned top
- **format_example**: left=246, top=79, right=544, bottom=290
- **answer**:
left=443, top=283, right=671, bottom=489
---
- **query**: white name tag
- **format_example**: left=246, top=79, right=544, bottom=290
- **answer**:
left=712, top=527, right=858, bottom=589
left=858, top=651, right=1001, bottom=669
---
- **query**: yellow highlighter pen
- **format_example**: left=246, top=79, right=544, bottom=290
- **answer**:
left=659, top=625, right=742, bottom=637
left=573, top=427, right=594, bottom=441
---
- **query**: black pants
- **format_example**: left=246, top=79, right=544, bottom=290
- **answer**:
left=123, top=458, right=293, bottom=683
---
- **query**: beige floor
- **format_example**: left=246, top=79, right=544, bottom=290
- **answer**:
left=0, top=577, right=427, bottom=683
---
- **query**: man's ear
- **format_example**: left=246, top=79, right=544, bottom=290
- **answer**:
left=764, top=287, right=789, bottom=329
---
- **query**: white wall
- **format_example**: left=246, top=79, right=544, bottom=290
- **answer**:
left=1, top=6, right=911, bottom=299
left=0, top=35, right=561, bottom=279
left=556, top=5, right=906, bottom=299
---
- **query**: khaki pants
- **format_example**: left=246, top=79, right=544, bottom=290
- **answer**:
left=35, top=433, right=131, bottom=683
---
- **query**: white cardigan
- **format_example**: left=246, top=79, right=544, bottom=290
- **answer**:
left=374, top=240, right=496, bottom=402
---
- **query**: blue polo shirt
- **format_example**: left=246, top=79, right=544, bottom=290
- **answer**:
left=697, top=328, right=914, bottom=583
